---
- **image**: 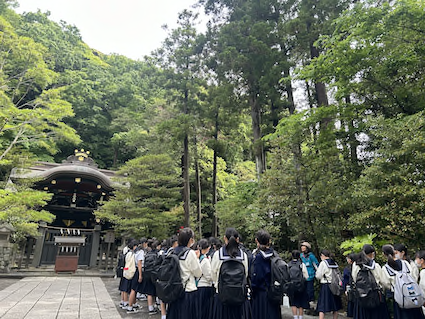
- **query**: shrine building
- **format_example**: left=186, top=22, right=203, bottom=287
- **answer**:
left=9, top=150, right=118, bottom=268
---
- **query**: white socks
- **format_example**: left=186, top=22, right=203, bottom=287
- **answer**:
left=161, top=316, right=166, bottom=319
left=294, top=316, right=298, bottom=319
left=148, top=305, right=154, bottom=311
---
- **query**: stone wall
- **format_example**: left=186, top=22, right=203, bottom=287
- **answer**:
left=0, top=245, right=12, bottom=273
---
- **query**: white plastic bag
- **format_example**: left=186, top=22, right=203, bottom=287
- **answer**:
left=283, top=294, right=290, bottom=308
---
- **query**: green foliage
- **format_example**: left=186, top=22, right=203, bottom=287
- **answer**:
left=340, top=234, right=376, bottom=256
left=349, top=112, right=425, bottom=249
left=0, top=180, right=54, bottom=241
left=0, top=15, right=80, bottom=164
left=96, top=154, right=183, bottom=239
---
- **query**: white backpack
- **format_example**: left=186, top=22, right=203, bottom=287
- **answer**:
left=387, top=261, right=425, bottom=309
left=123, top=251, right=136, bottom=280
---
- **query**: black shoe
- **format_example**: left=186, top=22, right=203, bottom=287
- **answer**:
left=149, top=308, right=159, bottom=315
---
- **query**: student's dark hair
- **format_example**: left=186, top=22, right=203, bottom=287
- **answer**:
left=292, top=250, right=301, bottom=260
left=170, top=235, right=178, bottom=244
left=255, top=229, right=271, bottom=251
left=348, top=253, right=360, bottom=263
left=198, top=238, right=210, bottom=250
left=416, top=250, right=425, bottom=260
left=320, top=249, right=331, bottom=258
left=394, top=243, right=411, bottom=262
left=178, top=227, right=194, bottom=247
left=150, top=240, right=160, bottom=250
left=139, top=237, right=147, bottom=244
left=382, top=244, right=400, bottom=270
left=363, top=244, right=375, bottom=255
left=128, top=239, right=138, bottom=249
left=225, top=228, right=240, bottom=258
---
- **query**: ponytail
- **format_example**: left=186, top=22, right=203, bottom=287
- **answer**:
left=225, top=228, right=240, bottom=258
left=255, top=229, right=271, bottom=252
left=383, top=244, right=400, bottom=270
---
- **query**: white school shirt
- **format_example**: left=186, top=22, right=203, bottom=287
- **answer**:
left=211, top=247, right=249, bottom=293
left=197, top=255, right=213, bottom=287
left=179, top=249, right=203, bottom=292
left=315, top=259, right=337, bottom=284
left=135, top=249, right=145, bottom=267
left=381, top=259, right=412, bottom=291
left=409, top=259, right=420, bottom=282
left=351, top=260, right=384, bottom=288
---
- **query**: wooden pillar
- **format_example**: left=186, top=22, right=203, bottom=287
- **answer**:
left=89, top=225, right=101, bottom=268
left=31, top=222, right=47, bottom=267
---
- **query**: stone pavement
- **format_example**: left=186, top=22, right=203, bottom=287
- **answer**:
left=0, top=276, right=346, bottom=319
left=0, top=277, right=121, bottom=319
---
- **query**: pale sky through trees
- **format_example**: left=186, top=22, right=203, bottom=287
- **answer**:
left=16, top=0, right=203, bottom=60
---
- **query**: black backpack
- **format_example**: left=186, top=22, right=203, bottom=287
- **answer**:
left=354, top=265, right=382, bottom=308
left=287, top=260, right=306, bottom=294
left=155, top=247, right=189, bottom=304
left=268, top=251, right=290, bottom=304
left=144, top=250, right=161, bottom=283
left=116, top=252, right=125, bottom=278
left=218, top=251, right=247, bottom=306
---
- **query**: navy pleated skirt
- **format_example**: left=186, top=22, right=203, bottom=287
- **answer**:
left=130, top=268, right=141, bottom=291
left=118, top=276, right=131, bottom=293
left=168, top=290, right=200, bottom=319
left=139, top=275, right=156, bottom=296
left=210, top=293, right=252, bottom=319
left=289, top=283, right=310, bottom=309
left=316, top=283, right=342, bottom=313
left=393, top=302, right=425, bottom=319
left=197, top=286, right=214, bottom=319
left=251, top=289, right=281, bottom=319
left=353, top=299, right=390, bottom=319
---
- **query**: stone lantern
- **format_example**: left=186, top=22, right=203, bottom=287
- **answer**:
left=0, top=223, right=15, bottom=273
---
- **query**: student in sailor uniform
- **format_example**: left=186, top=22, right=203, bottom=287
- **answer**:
left=381, top=244, right=425, bottom=319
left=343, top=253, right=358, bottom=318
left=211, top=227, right=251, bottom=319
left=351, top=245, right=389, bottom=319
left=167, top=227, right=203, bottom=319
left=414, top=250, right=425, bottom=316
left=289, top=250, right=310, bottom=319
left=140, top=239, right=160, bottom=315
left=315, top=249, right=342, bottom=319
left=196, top=238, right=214, bottom=319
left=126, top=240, right=145, bottom=313
left=118, top=239, right=136, bottom=309
left=158, top=236, right=178, bottom=319
left=250, top=230, right=281, bottom=319
left=394, top=244, right=419, bottom=282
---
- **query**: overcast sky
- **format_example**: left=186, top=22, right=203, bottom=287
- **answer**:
left=16, top=0, right=204, bottom=60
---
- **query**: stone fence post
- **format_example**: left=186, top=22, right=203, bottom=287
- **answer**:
left=0, top=224, right=16, bottom=273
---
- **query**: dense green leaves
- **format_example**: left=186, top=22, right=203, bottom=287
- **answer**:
left=96, top=154, right=183, bottom=239
left=1, top=0, right=424, bottom=251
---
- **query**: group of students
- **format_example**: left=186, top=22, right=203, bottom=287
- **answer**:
left=115, top=228, right=425, bottom=319
left=342, top=243, right=425, bottom=319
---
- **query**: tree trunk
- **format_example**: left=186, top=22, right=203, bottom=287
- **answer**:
left=345, top=96, right=360, bottom=177
left=249, top=93, right=265, bottom=180
left=193, top=134, right=202, bottom=236
left=309, top=43, right=331, bottom=128
left=183, top=88, right=190, bottom=227
left=212, top=111, right=218, bottom=237
left=283, top=65, right=296, bottom=115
